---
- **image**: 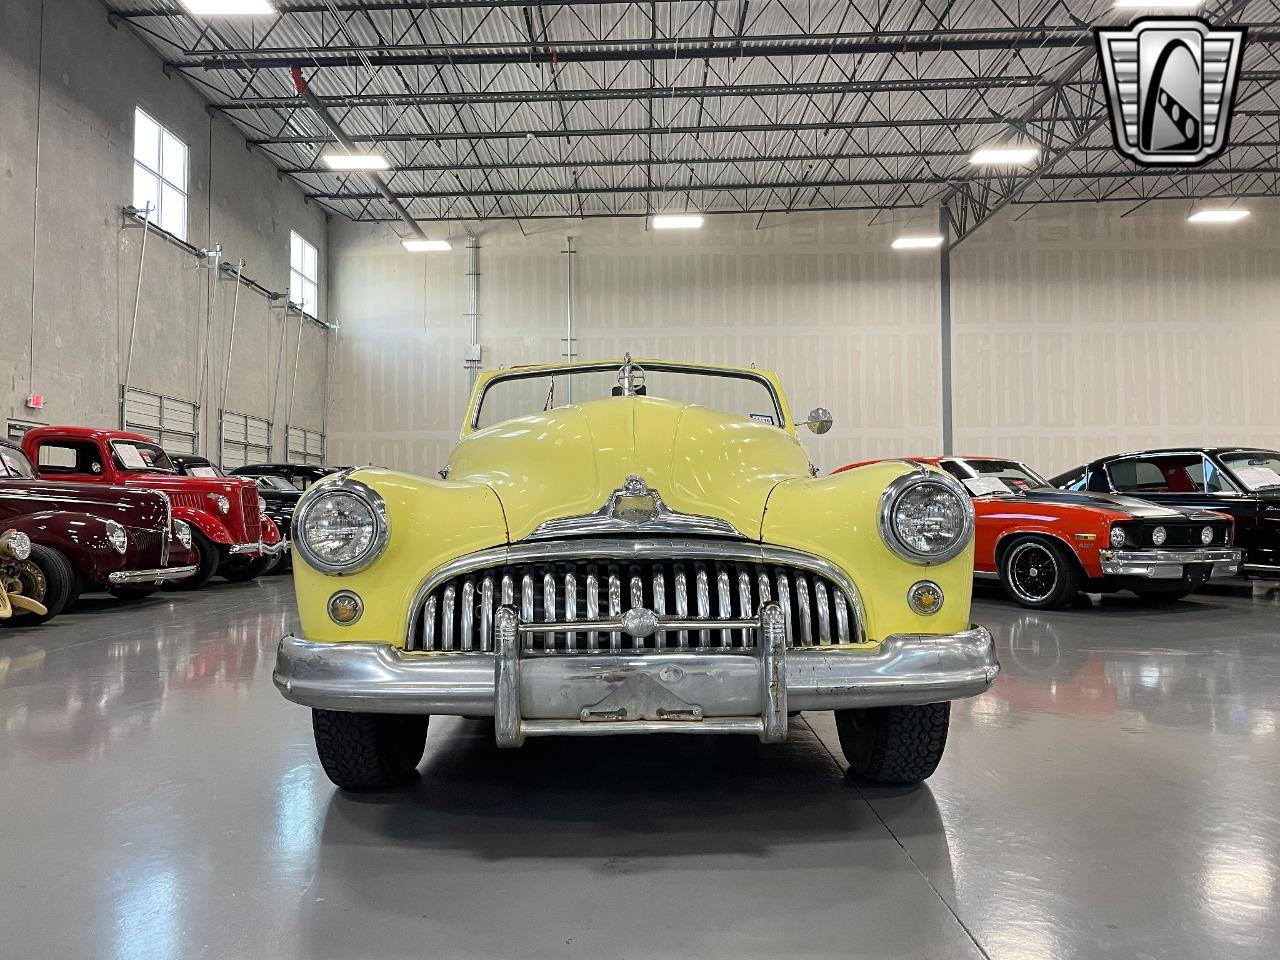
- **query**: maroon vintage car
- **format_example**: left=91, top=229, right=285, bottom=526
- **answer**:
left=0, top=438, right=199, bottom=624
left=21, top=427, right=284, bottom=589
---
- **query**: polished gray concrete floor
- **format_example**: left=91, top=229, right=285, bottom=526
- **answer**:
left=1, top=579, right=1278, bottom=960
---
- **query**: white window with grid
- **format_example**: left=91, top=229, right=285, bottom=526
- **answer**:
left=122, top=388, right=198, bottom=454
left=286, top=426, right=326, bottom=465
left=290, top=231, right=319, bottom=318
left=220, top=411, right=273, bottom=470
left=132, top=107, right=188, bottom=239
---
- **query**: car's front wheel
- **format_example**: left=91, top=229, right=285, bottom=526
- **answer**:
left=312, top=709, right=430, bottom=790
left=220, top=553, right=274, bottom=583
left=835, top=702, right=950, bottom=784
left=165, top=529, right=221, bottom=591
left=998, top=536, right=1081, bottom=609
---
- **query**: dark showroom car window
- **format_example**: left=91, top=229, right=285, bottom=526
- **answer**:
left=0, top=448, right=36, bottom=479
left=1220, top=451, right=1280, bottom=491
left=37, top=442, right=103, bottom=475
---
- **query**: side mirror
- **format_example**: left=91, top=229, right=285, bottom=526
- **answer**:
left=802, top=407, right=833, bottom=435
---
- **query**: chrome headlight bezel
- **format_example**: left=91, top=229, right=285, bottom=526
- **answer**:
left=104, top=519, right=129, bottom=555
left=173, top=520, right=194, bottom=549
left=1200, top=525, right=1214, bottom=545
left=209, top=493, right=231, bottom=515
left=878, top=469, right=974, bottom=565
left=293, top=478, right=389, bottom=576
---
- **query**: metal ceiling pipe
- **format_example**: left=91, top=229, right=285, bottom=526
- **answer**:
left=290, top=67, right=426, bottom=242
left=199, top=28, right=1280, bottom=69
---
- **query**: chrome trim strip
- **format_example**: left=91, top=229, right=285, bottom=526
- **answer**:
left=526, top=475, right=745, bottom=541
left=108, top=564, right=199, bottom=585
left=273, top=625, right=997, bottom=718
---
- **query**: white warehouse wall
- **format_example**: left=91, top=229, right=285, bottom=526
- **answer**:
left=951, top=201, right=1280, bottom=476
left=326, top=212, right=943, bottom=476
left=328, top=203, right=1280, bottom=480
left=0, top=0, right=330, bottom=458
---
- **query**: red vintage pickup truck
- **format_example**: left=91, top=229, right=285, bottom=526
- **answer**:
left=22, top=427, right=284, bottom=589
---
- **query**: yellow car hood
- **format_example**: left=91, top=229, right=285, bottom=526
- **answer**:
left=447, top=396, right=813, bottom=542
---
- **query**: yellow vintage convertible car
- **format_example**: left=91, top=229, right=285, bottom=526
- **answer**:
left=275, top=357, right=998, bottom=789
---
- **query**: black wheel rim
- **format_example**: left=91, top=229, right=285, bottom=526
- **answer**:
left=1008, top=543, right=1058, bottom=603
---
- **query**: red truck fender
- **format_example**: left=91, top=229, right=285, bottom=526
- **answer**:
left=172, top=507, right=239, bottom=547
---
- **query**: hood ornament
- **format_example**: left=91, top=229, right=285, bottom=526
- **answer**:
left=526, top=474, right=744, bottom=540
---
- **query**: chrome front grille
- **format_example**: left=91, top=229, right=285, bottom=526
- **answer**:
left=408, top=551, right=862, bottom=653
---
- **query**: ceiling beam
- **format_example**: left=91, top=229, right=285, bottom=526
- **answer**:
left=213, top=75, right=1047, bottom=110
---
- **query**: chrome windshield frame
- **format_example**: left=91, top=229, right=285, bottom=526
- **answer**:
left=469, top=361, right=786, bottom=432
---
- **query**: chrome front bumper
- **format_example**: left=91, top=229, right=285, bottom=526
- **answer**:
left=274, top=603, right=998, bottom=745
left=228, top=539, right=291, bottom=557
left=1099, top=547, right=1243, bottom=579
left=108, top=563, right=200, bottom=585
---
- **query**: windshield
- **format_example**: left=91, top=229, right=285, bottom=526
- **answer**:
left=111, top=440, right=175, bottom=473
left=474, top=362, right=784, bottom=431
left=1220, top=450, right=1280, bottom=492
left=940, top=458, right=1049, bottom=496
left=185, top=463, right=223, bottom=478
left=0, top=446, right=36, bottom=479
left=256, top=475, right=296, bottom=492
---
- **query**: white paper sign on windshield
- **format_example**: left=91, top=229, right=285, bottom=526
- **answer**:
left=962, top=476, right=1011, bottom=497
left=191, top=466, right=219, bottom=478
left=1232, top=465, right=1280, bottom=491
left=115, top=443, right=148, bottom=469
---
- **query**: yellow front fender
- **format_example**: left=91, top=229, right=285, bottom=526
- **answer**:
left=764, top=461, right=975, bottom=642
left=292, top=469, right=508, bottom=646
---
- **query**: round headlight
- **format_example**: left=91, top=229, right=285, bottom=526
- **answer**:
left=258, top=495, right=268, bottom=515
left=294, top=479, right=388, bottom=575
left=1109, top=525, right=1127, bottom=548
left=1152, top=526, right=1167, bottom=547
left=105, top=520, right=128, bottom=555
left=174, top=520, right=193, bottom=549
left=209, top=493, right=230, bottom=515
left=3, top=531, right=32, bottom=561
left=879, top=470, right=973, bottom=565
left=1201, top=525, right=1214, bottom=545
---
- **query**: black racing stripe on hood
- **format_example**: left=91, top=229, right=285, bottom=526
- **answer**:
left=1011, top=489, right=1193, bottom=518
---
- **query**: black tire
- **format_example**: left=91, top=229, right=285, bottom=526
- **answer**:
left=219, top=553, right=274, bottom=583
left=5, top=545, right=75, bottom=626
left=108, top=586, right=159, bottom=601
left=312, top=709, right=430, bottom=790
left=835, top=702, right=950, bottom=784
left=1133, top=588, right=1196, bottom=604
left=165, top=528, right=220, bottom=591
left=998, top=536, right=1081, bottom=610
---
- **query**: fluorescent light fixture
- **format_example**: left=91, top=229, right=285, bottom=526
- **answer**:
left=401, top=238, right=452, bottom=252
left=969, top=146, right=1040, bottom=165
left=891, top=235, right=945, bottom=250
left=181, top=0, right=276, bottom=14
left=322, top=153, right=390, bottom=171
left=1187, top=208, right=1250, bottom=223
left=1114, top=1, right=1200, bottom=8
left=651, top=214, right=705, bottom=230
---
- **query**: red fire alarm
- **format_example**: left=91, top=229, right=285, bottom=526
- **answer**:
left=26, top=394, right=44, bottom=410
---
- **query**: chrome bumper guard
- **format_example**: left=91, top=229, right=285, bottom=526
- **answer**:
left=1099, top=547, right=1243, bottom=579
left=228, top=539, right=290, bottom=557
left=274, top=602, right=999, bottom=746
left=108, top=563, right=200, bottom=585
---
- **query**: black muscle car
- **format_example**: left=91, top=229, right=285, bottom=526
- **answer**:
left=1051, top=448, right=1280, bottom=577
